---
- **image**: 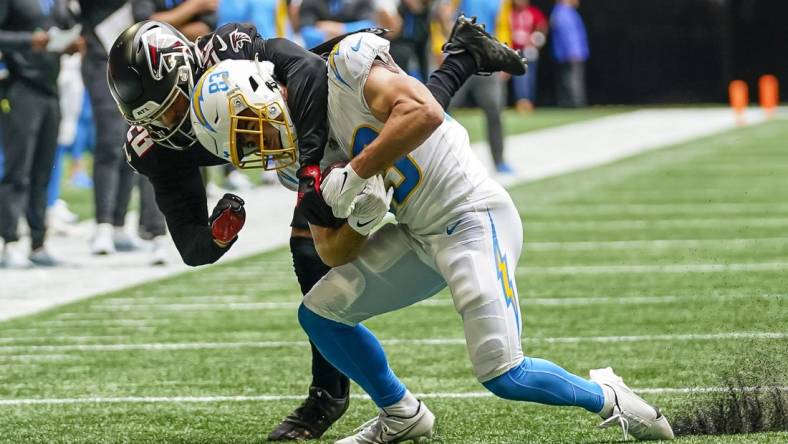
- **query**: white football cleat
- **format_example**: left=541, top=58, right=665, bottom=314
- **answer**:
left=149, top=236, right=169, bottom=266
left=2, top=241, right=32, bottom=268
left=335, top=400, right=435, bottom=444
left=91, top=223, right=116, bottom=255
left=590, top=367, right=674, bottom=440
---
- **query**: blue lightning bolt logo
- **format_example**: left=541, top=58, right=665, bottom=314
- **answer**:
left=488, top=210, right=521, bottom=334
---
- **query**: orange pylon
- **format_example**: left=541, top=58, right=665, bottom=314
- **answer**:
left=758, top=74, right=779, bottom=119
left=728, top=80, right=749, bottom=126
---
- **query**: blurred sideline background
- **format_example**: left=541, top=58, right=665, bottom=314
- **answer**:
left=1, top=0, right=787, bottom=441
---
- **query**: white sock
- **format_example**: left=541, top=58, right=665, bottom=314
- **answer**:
left=597, top=383, right=616, bottom=418
left=382, top=390, right=419, bottom=417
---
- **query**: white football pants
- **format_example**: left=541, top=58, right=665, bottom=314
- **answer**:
left=303, top=182, right=524, bottom=382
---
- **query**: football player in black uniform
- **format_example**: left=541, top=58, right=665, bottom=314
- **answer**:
left=107, top=17, right=525, bottom=440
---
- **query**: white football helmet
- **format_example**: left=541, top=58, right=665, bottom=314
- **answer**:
left=190, top=59, right=297, bottom=170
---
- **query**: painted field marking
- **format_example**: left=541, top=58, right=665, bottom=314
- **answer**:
left=518, top=262, right=788, bottom=274
left=2, top=387, right=786, bottom=406
left=524, top=217, right=788, bottom=230
left=522, top=202, right=788, bottom=216
left=78, top=292, right=785, bottom=313
left=0, top=332, right=783, bottom=354
left=526, top=237, right=788, bottom=251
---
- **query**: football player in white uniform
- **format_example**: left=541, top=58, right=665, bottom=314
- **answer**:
left=191, top=35, right=674, bottom=443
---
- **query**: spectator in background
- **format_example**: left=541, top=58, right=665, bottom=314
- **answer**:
left=133, top=0, right=218, bottom=40
left=550, top=0, right=588, bottom=107
left=0, top=0, right=82, bottom=268
left=510, top=0, right=546, bottom=112
left=46, top=50, right=86, bottom=235
left=217, top=0, right=290, bottom=190
left=298, top=0, right=376, bottom=49
left=79, top=0, right=146, bottom=256
left=387, top=0, right=431, bottom=81
left=219, top=0, right=291, bottom=39
left=444, top=2, right=513, bottom=173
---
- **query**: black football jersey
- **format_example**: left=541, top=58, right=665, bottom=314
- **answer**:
left=122, top=24, right=330, bottom=266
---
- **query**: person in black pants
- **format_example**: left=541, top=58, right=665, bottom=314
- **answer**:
left=79, top=0, right=168, bottom=258
left=0, top=0, right=80, bottom=268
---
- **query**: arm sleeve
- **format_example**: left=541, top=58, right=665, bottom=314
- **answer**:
left=148, top=167, right=234, bottom=266
left=0, top=30, right=33, bottom=49
left=0, top=1, right=34, bottom=49
left=124, top=126, right=233, bottom=267
left=258, top=37, right=328, bottom=167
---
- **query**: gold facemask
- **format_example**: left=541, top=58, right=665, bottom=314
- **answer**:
left=228, top=91, right=297, bottom=170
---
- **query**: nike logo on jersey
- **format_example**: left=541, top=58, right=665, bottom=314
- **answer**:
left=355, top=218, right=375, bottom=228
left=446, top=220, right=461, bottom=235
left=340, top=171, right=348, bottom=191
left=351, top=37, right=364, bottom=51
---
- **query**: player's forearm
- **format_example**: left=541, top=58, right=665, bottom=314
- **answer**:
left=0, top=31, right=35, bottom=49
left=309, top=224, right=366, bottom=267
left=170, top=225, right=233, bottom=266
left=350, top=99, right=443, bottom=178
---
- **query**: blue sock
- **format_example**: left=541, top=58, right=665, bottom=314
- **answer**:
left=298, top=304, right=406, bottom=408
left=483, top=357, right=604, bottom=413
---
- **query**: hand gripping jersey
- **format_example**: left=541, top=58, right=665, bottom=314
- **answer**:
left=322, top=32, right=495, bottom=234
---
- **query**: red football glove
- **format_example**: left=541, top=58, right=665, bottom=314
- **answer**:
left=296, top=164, right=322, bottom=205
left=209, top=193, right=246, bottom=247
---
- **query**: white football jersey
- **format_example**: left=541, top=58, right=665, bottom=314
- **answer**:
left=323, top=33, right=494, bottom=234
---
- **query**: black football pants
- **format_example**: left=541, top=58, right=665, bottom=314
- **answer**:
left=0, top=80, right=59, bottom=250
left=83, top=54, right=165, bottom=235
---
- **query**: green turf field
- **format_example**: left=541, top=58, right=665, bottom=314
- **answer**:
left=2, top=119, right=786, bottom=443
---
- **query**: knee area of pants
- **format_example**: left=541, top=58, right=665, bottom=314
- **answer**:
left=297, top=303, right=348, bottom=333
left=471, top=337, right=519, bottom=381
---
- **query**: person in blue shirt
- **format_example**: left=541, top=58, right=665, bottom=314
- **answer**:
left=550, top=0, right=588, bottom=107
left=298, top=0, right=376, bottom=49
left=218, top=0, right=290, bottom=40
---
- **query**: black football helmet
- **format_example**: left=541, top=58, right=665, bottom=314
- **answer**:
left=108, top=21, right=198, bottom=150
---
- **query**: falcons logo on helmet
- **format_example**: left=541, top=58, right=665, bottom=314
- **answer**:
left=141, top=28, right=193, bottom=81
left=229, top=29, right=252, bottom=53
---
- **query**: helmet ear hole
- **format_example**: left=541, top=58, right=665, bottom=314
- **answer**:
left=248, top=76, right=259, bottom=91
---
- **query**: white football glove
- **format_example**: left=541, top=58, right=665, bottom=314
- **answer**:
left=321, top=163, right=368, bottom=219
left=348, top=175, right=393, bottom=236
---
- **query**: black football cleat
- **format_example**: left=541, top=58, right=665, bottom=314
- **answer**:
left=442, top=14, right=528, bottom=76
left=268, top=386, right=350, bottom=441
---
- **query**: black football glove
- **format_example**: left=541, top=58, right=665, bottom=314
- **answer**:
left=209, top=193, right=246, bottom=246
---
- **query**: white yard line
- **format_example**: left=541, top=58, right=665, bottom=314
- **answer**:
left=523, top=202, right=788, bottom=215
left=524, top=217, right=788, bottom=231
left=1, top=107, right=767, bottom=322
left=76, top=292, right=782, bottom=313
left=518, top=262, right=788, bottom=274
left=526, top=237, right=788, bottom=251
left=2, top=387, right=786, bottom=406
left=0, top=332, right=783, bottom=354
